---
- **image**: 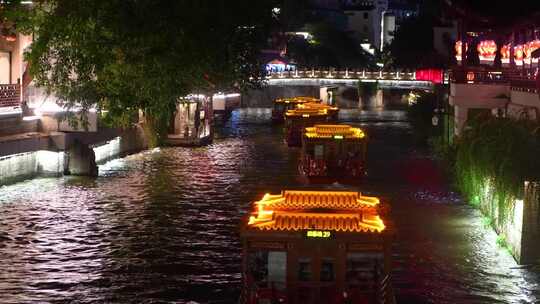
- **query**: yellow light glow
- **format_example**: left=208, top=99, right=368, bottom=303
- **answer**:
left=304, top=124, right=366, bottom=140
left=246, top=190, right=386, bottom=233
left=306, top=230, right=332, bottom=238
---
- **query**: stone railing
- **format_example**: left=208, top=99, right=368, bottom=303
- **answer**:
left=450, top=68, right=538, bottom=93
left=267, top=69, right=417, bottom=81
left=0, top=84, right=21, bottom=107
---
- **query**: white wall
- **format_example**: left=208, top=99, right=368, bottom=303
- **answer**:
left=0, top=51, right=10, bottom=84
left=0, top=152, right=38, bottom=184
left=382, top=13, right=395, bottom=48
left=0, top=150, right=66, bottom=184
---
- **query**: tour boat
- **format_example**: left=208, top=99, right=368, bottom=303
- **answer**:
left=272, top=97, right=314, bottom=123
left=284, top=108, right=329, bottom=147
left=298, top=102, right=339, bottom=121
left=239, top=190, right=394, bottom=304
left=299, top=125, right=367, bottom=183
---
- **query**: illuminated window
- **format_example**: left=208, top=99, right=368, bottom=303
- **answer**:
left=321, top=258, right=335, bottom=282
left=298, top=258, right=312, bottom=281
left=248, top=251, right=287, bottom=290
left=346, top=252, right=383, bottom=290
left=314, top=145, right=324, bottom=159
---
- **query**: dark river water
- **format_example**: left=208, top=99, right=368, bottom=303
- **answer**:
left=0, top=108, right=539, bottom=303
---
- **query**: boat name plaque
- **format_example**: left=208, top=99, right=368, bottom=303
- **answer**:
left=305, top=230, right=332, bottom=239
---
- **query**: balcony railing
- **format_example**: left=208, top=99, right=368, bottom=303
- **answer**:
left=0, top=84, right=21, bottom=107
left=450, top=68, right=538, bottom=93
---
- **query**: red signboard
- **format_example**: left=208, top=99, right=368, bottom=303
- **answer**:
left=415, top=69, right=443, bottom=84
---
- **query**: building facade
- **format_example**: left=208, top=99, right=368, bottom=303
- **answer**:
left=342, top=0, right=417, bottom=52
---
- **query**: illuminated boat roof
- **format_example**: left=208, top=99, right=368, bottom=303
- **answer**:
left=305, top=124, right=366, bottom=139
left=247, top=190, right=385, bottom=233
left=285, top=108, right=328, bottom=118
left=274, top=97, right=310, bottom=104
left=293, top=96, right=321, bottom=103
left=298, top=102, right=338, bottom=111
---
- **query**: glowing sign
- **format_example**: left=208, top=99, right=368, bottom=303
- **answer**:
left=302, top=114, right=310, bottom=118
left=333, top=135, right=343, bottom=140
left=306, top=230, right=332, bottom=238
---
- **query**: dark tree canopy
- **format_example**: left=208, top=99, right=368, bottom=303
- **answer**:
left=287, top=22, right=370, bottom=68
left=4, top=0, right=276, bottom=138
left=388, top=9, right=453, bottom=69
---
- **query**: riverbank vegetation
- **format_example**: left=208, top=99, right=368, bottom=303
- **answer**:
left=454, top=116, right=540, bottom=226
left=5, top=0, right=277, bottom=146
left=409, top=91, right=540, bottom=229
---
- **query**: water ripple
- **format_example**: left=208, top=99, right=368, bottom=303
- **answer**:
left=0, top=109, right=538, bottom=303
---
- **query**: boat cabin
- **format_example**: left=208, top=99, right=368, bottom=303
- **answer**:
left=284, top=108, right=328, bottom=147
left=299, top=125, right=367, bottom=182
left=272, top=97, right=320, bottom=123
left=240, top=190, right=393, bottom=304
left=166, top=95, right=213, bottom=146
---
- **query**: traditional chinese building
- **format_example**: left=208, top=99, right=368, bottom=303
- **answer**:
left=450, top=9, right=540, bottom=135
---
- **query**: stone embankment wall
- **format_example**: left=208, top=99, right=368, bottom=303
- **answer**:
left=0, top=124, right=148, bottom=186
left=499, top=182, right=540, bottom=264
left=474, top=180, right=540, bottom=265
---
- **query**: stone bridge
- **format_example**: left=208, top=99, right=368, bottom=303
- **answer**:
left=245, top=69, right=445, bottom=107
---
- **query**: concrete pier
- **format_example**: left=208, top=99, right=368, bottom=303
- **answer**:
left=66, top=140, right=98, bottom=176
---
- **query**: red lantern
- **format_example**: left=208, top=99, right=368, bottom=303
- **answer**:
left=466, top=71, right=475, bottom=82
left=514, top=45, right=524, bottom=66
left=455, top=41, right=468, bottom=62
left=501, top=44, right=511, bottom=66
left=477, top=40, right=497, bottom=64
left=528, top=40, right=540, bottom=65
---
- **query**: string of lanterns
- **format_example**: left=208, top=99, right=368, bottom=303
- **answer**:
left=454, top=39, right=540, bottom=68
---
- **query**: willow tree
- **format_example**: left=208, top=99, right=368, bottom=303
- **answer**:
left=4, top=0, right=276, bottom=145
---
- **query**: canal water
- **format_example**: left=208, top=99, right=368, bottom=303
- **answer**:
left=0, top=108, right=539, bottom=303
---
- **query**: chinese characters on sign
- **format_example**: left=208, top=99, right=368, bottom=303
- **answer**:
left=306, top=230, right=332, bottom=238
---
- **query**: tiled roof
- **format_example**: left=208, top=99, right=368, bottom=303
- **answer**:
left=274, top=97, right=321, bottom=104
left=294, top=97, right=321, bottom=102
left=305, top=124, right=366, bottom=139
left=247, top=190, right=385, bottom=233
left=298, top=102, right=338, bottom=112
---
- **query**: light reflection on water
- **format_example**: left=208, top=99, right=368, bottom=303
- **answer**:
left=0, top=108, right=538, bottom=303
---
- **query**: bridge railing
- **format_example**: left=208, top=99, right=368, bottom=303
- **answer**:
left=450, top=68, right=538, bottom=93
left=266, top=69, right=418, bottom=81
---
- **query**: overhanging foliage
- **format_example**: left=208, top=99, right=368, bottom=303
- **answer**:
left=4, top=0, right=276, bottom=141
left=455, top=116, right=540, bottom=225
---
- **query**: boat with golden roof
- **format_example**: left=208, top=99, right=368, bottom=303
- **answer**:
left=299, top=124, right=367, bottom=182
left=240, top=190, right=394, bottom=304
left=284, top=108, right=329, bottom=147
left=298, top=102, right=339, bottom=121
left=272, top=97, right=320, bottom=123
